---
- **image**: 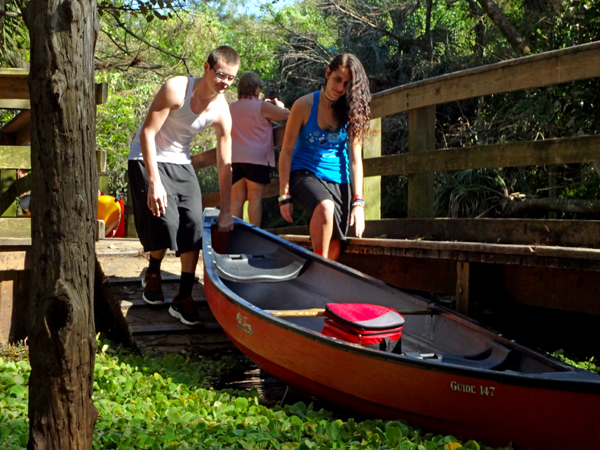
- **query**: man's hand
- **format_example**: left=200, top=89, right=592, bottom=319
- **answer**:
left=280, top=203, right=293, bottom=223
left=350, top=206, right=365, bottom=238
left=217, top=210, right=234, bottom=232
left=147, top=180, right=168, bottom=216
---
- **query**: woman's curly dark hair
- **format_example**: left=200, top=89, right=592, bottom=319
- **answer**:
left=326, top=53, right=371, bottom=144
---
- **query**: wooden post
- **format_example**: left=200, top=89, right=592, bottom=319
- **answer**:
left=408, top=106, right=435, bottom=218
left=125, top=170, right=137, bottom=238
left=456, top=261, right=470, bottom=315
left=363, top=117, right=381, bottom=220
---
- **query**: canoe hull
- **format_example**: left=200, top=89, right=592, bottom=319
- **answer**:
left=205, top=274, right=600, bottom=450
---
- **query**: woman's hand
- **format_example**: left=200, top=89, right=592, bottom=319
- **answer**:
left=350, top=205, right=365, bottom=237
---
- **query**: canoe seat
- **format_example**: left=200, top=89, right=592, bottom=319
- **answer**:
left=406, top=340, right=512, bottom=370
left=213, top=248, right=309, bottom=283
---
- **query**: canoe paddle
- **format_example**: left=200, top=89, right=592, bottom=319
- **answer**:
left=264, top=308, right=436, bottom=317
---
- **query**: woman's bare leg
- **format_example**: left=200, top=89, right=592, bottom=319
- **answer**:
left=246, top=180, right=267, bottom=227
left=310, top=199, right=335, bottom=258
left=231, top=178, right=247, bottom=220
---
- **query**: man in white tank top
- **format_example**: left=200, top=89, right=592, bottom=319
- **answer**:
left=128, top=46, right=240, bottom=326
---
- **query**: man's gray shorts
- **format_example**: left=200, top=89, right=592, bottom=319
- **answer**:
left=128, top=160, right=203, bottom=255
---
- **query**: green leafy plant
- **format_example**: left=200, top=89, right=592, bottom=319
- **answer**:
left=0, top=337, right=562, bottom=450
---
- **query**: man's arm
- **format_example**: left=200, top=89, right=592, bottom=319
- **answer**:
left=212, top=100, right=234, bottom=231
left=139, top=76, right=188, bottom=216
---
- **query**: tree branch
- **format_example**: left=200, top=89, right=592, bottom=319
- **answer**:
left=476, top=0, right=530, bottom=56
left=104, top=9, right=191, bottom=75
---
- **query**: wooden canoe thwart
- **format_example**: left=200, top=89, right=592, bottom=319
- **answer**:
left=264, top=308, right=436, bottom=317
left=201, top=208, right=600, bottom=450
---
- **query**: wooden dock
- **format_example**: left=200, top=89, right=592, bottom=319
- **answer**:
left=95, top=238, right=329, bottom=406
left=95, top=238, right=233, bottom=355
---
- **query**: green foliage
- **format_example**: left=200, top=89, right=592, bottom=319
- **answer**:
left=435, top=169, right=508, bottom=218
left=0, top=338, right=546, bottom=450
left=95, top=72, right=158, bottom=198
left=0, top=0, right=29, bottom=66
left=550, top=350, right=599, bottom=374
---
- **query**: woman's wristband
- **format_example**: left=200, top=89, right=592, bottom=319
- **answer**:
left=352, top=194, right=364, bottom=202
left=279, top=198, right=293, bottom=207
left=278, top=194, right=291, bottom=202
left=352, top=199, right=365, bottom=208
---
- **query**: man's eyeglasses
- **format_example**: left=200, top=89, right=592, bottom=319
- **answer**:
left=210, top=66, right=238, bottom=82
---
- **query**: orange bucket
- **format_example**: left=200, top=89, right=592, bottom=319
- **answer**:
left=97, top=195, right=122, bottom=237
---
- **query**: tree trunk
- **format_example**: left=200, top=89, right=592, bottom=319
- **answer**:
left=476, top=0, right=531, bottom=56
left=23, top=0, right=99, bottom=448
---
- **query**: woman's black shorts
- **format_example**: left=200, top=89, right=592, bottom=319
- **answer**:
left=128, top=160, right=203, bottom=255
left=289, top=169, right=351, bottom=241
left=232, top=162, right=271, bottom=185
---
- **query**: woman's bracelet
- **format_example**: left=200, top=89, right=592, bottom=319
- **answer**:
left=278, top=194, right=291, bottom=202
left=352, top=199, right=365, bottom=208
left=352, top=194, right=364, bottom=202
left=279, top=198, right=293, bottom=207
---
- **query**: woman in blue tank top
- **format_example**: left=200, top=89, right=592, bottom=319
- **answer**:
left=279, top=54, right=371, bottom=260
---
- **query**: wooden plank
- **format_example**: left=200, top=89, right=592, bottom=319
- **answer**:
left=533, top=246, right=600, bottom=260
left=371, top=41, right=600, bottom=118
left=0, top=276, right=14, bottom=342
left=0, top=73, right=29, bottom=100
left=192, top=149, right=217, bottom=171
left=501, top=265, right=600, bottom=315
left=0, top=99, right=30, bottom=109
left=130, top=322, right=222, bottom=335
left=0, top=111, right=31, bottom=146
left=11, top=270, right=29, bottom=342
left=407, top=106, right=435, bottom=218
left=95, top=83, right=108, bottom=105
left=338, top=252, right=457, bottom=295
left=122, top=305, right=214, bottom=326
left=360, top=218, right=600, bottom=248
left=0, top=251, right=29, bottom=271
left=96, top=150, right=106, bottom=173
left=347, top=237, right=537, bottom=257
left=364, top=134, right=600, bottom=177
left=363, top=118, right=381, bottom=221
left=0, top=69, right=29, bottom=76
left=0, top=238, right=31, bottom=246
left=0, top=217, right=31, bottom=238
left=455, top=261, right=470, bottom=315
left=134, top=333, right=233, bottom=355
left=0, top=146, right=31, bottom=169
left=98, top=173, right=109, bottom=194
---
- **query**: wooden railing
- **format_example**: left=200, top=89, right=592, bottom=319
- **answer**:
left=0, top=70, right=108, bottom=244
left=196, top=41, right=600, bottom=241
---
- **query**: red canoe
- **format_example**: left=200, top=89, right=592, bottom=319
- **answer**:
left=202, top=208, right=600, bottom=450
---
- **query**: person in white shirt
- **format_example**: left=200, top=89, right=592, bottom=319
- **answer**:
left=128, top=45, right=240, bottom=325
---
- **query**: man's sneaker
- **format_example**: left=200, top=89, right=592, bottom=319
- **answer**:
left=142, top=271, right=165, bottom=305
left=169, top=296, right=202, bottom=326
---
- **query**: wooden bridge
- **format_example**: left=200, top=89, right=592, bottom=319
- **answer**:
left=1, top=42, right=600, bottom=355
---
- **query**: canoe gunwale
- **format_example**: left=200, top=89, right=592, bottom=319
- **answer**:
left=202, top=210, right=600, bottom=394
